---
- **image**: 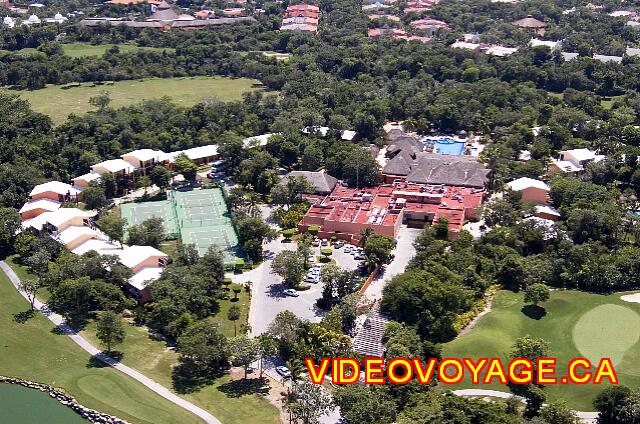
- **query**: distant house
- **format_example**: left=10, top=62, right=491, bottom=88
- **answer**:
left=561, top=52, right=579, bottom=61
left=302, top=126, right=359, bottom=141
left=282, top=171, right=339, bottom=195
left=222, top=8, right=245, bottom=17
left=530, top=38, right=562, bottom=51
left=506, top=177, right=550, bottom=204
left=512, top=16, right=546, bottom=35
left=593, top=54, right=623, bottom=64
left=451, top=41, right=482, bottom=52
left=548, top=148, right=605, bottom=174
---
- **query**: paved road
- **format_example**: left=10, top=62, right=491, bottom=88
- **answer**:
left=363, top=226, right=422, bottom=300
left=453, top=389, right=598, bottom=423
left=0, top=261, right=219, bottom=424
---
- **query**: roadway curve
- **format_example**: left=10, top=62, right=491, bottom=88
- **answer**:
left=0, top=261, right=221, bottom=424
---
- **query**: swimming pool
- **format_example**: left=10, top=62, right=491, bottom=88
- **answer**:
left=433, top=137, right=466, bottom=155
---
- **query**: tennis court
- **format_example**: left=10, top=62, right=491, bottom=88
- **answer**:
left=120, top=200, right=179, bottom=236
left=120, top=188, right=241, bottom=264
left=174, top=189, right=240, bottom=263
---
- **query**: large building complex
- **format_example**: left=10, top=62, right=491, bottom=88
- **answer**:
left=299, top=180, right=484, bottom=242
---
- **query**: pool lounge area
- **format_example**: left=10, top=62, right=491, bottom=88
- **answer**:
left=424, top=136, right=467, bottom=155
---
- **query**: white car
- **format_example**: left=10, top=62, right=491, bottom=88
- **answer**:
left=334, top=241, right=344, bottom=248
left=276, top=366, right=292, bottom=378
left=344, top=246, right=352, bottom=253
left=283, top=289, right=299, bottom=297
left=321, top=239, right=329, bottom=246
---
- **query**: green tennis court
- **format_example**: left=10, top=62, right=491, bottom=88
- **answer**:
left=120, top=200, right=179, bottom=236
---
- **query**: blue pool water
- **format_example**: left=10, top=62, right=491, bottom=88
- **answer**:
left=433, top=137, right=466, bottom=155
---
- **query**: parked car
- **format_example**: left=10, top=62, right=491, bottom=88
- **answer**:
left=321, top=239, right=329, bottom=246
left=307, top=255, right=317, bottom=264
left=283, top=289, right=299, bottom=297
left=312, top=239, right=320, bottom=247
left=343, top=246, right=352, bottom=253
left=355, top=253, right=366, bottom=260
left=276, top=366, right=292, bottom=378
left=334, top=241, right=344, bottom=248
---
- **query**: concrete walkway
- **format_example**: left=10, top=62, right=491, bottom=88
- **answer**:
left=453, top=389, right=598, bottom=423
left=0, top=261, right=220, bottom=424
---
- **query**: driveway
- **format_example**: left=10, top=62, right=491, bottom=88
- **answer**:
left=363, top=226, right=422, bottom=300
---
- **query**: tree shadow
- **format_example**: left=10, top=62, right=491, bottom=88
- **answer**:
left=13, top=309, right=35, bottom=324
left=86, top=351, right=124, bottom=368
left=171, top=361, right=224, bottom=394
left=521, top=304, right=547, bottom=320
left=217, top=377, right=270, bottom=398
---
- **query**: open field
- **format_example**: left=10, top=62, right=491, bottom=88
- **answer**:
left=6, top=76, right=260, bottom=124
left=443, top=290, right=640, bottom=411
left=0, top=271, right=203, bottom=424
left=80, top=292, right=278, bottom=424
left=62, top=43, right=174, bottom=58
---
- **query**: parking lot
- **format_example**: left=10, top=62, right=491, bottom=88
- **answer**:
left=244, top=237, right=363, bottom=336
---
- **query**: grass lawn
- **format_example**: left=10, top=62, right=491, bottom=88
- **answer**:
left=7, top=76, right=261, bottom=124
left=443, top=290, right=640, bottom=411
left=0, top=272, right=203, bottom=424
left=62, top=43, right=174, bottom=58
left=212, top=288, right=251, bottom=337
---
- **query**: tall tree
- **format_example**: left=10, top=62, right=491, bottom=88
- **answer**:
left=96, top=310, right=126, bottom=353
left=271, top=250, right=305, bottom=287
left=96, top=211, right=127, bottom=248
left=18, top=278, right=42, bottom=310
left=283, top=379, right=333, bottom=424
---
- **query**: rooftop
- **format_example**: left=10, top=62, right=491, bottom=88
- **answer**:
left=128, top=267, right=164, bottom=290
left=55, top=226, right=97, bottom=245
left=71, top=238, right=120, bottom=255
left=19, top=198, right=61, bottom=214
left=100, top=245, right=167, bottom=269
left=91, top=159, right=137, bottom=174
left=30, top=181, right=81, bottom=197
left=283, top=171, right=339, bottom=194
left=121, top=149, right=166, bottom=163
left=405, top=154, right=490, bottom=188
left=506, top=177, right=550, bottom=192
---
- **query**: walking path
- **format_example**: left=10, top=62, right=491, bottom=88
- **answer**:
left=0, top=261, right=221, bottom=424
left=453, top=389, right=598, bottom=423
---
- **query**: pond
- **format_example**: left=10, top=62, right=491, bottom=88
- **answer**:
left=0, top=383, right=87, bottom=423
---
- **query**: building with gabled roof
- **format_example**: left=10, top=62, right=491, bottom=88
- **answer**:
left=506, top=177, right=550, bottom=204
left=548, top=148, right=606, bottom=175
left=19, top=198, right=61, bottom=220
left=282, top=171, right=339, bottom=195
left=91, top=159, right=138, bottom=176
left=512, top=15, right=546, bottom=35
left=29, top=181, right=81, bottom=203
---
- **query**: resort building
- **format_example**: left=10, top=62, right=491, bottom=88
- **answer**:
left=91, top=159, right=138, bottom=177
left=505, top=177, right=550, bottom=204
left=121, top=149, right=166, bottom=175
left=80, top=0, right=255, bottom=30
left=18, top=198, right=61, bottom=220
left=383, top=152, right=489, bottom=188
left=302, top=126, right=359, bottom=141
left=548, top=148, right=605, bottom=174
left=29, top=181, right=81, bottom=203
left=281, top=4, right=319, bottom=32
left=530, top=38, right=562, bottom=51
left=299, top=180, right=485, bottom=242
